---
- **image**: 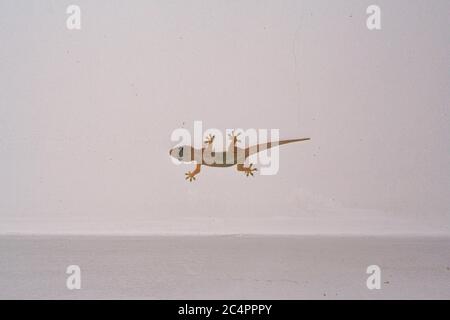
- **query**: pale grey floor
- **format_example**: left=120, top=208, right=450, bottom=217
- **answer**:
left=0, top=235, right=449, bottom=299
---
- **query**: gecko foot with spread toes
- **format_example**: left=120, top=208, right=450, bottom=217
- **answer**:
left=228, top=130, right=241, bottom=145
left=238, top=163, right=257, bottom=177
left=185, top=171, right=197, bottom=182
left=204, top=134, right=215, bottom=145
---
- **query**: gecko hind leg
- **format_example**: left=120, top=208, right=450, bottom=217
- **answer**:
left=237, top=163, right=257, bottom=177
left=228, top=130, right=241, bottom=146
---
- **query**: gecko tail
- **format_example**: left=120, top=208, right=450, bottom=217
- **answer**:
left=278, top=138, right=311, bottom=146
left=245, top=138, right=310, bottom=157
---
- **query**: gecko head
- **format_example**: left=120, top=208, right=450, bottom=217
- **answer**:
left=169, top=145, right=190, bottom=162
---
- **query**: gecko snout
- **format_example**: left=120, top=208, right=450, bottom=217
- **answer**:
left=169, top=146, right=186, bottom=161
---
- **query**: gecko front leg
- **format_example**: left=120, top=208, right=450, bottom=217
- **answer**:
left=185, top=163, right=201, bottom=182
left=237, top=163, right=257, bottom=177
left=203, top=134, right=216, bottom=165
left=203, top=135, right=216, bottom=155
left=204, top=134, right=215, bottom=147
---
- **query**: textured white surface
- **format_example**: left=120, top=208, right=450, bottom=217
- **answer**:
left=1, top=235, right=449, bottom=299
left=1, top=0, right=449, bottom=235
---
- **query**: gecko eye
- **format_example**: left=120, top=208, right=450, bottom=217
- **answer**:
left=178, top=147, right=184, bottom=158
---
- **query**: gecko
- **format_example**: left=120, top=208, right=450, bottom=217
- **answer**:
left=169, top=131, right=310, bottom=181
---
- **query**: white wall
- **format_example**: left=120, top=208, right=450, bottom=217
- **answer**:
left=1, top=0, right=449, bottom=235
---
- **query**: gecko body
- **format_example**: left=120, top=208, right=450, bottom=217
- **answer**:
left=169, top=131, right=310, bottom=181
